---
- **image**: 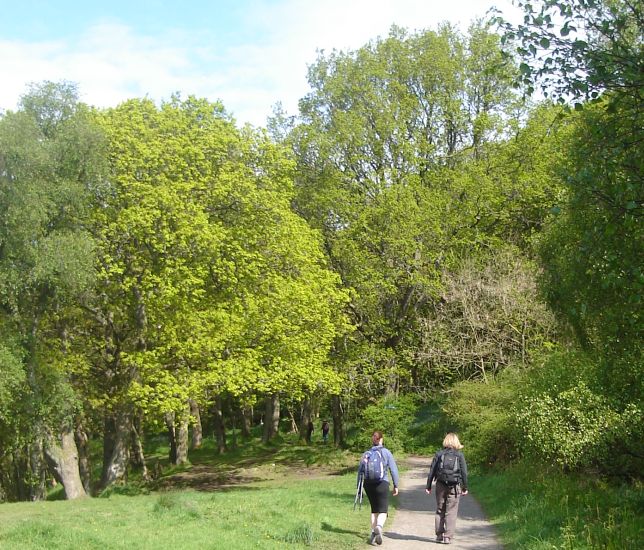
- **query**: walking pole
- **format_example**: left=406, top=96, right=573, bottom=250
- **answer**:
left=354, top=474, right=364, bottom=511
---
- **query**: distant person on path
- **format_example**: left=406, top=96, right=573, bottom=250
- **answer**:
left=357, top=430, right=400, bottom=545
left=321, top=420, right=330, bottom=443
left=425, top=432, right=468, bottom=545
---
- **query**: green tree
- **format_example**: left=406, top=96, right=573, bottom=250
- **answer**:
left=89, top=96, right=348, bottom=481
left=0, top=81, right=106, bottom=500
left=494, top=0, right=643, bottom=105
left=289, top=24, right=523, bottom=402
left=497, top=0, right=642, bottom=390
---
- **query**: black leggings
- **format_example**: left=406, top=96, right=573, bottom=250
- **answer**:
left=364, top=480, right=389, bottom=513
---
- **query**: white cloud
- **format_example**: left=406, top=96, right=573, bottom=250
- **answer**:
left=0, top=1, right=520, bottom=126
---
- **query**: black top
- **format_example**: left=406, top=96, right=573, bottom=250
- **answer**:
left=426, top=447, right=468, bottom=491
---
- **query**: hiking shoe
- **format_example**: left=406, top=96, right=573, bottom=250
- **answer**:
left=443, top=537, right=451, bottom=544
left=369, top=531, right=376, bottom=545
left=436, top=535, right=444, bottom=543
left=374, top=525, right=383, bottom=545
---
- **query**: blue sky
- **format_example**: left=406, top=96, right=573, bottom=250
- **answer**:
left=0, top=0, right=519, bottom=126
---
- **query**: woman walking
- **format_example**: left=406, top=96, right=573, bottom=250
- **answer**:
left=357, top=430, right=400, bottom=545
left=425, top=433, right=468, bottom=544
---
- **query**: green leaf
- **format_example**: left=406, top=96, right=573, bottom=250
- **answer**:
left=539, top=37, right=550, bottom=49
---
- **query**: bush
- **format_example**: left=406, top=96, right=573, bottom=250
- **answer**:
left=516, top=383, right=642, bottom=472
left=406, top=401, right=452, bottom=454
left=358, top=394, right=419, bottom=453
left=443, top=369, right=521, bottom=466
left=443, top=348, right=643, bottom=476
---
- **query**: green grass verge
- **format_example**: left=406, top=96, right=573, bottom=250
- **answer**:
left=0, top=473, right=374, bottom=549
left=472, top=463, right=644, bottom=549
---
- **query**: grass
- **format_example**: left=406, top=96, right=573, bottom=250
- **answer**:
left=472, top=463, right=644, bottom=549
left=0, top=472, right=374, bottom=549
left=0, top=433, right=381, bottom=549
left=138, top=432, right=360, bottom=492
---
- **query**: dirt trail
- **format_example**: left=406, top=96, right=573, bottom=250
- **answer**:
left=381, top=456, right=503, bottom=549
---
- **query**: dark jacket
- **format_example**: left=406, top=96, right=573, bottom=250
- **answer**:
left=426, top=447, right=468, bottom=491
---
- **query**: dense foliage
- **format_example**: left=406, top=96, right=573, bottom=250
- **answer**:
left=0, top=0, right=641, bottom=502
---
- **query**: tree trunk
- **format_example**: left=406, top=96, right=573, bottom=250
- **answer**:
left=15, top=453, right=28, bottom=501
left=44, top=426, right=87, bottom=500
left=299, top=398, right=313, bottom=444
left=288, top=408, right=300, bottom=434
left=165, top=412, right=177, bottom=465
left=213, top=395, right=227, bottom=454
left=332, top=395, right=344, bottom=447
left=262, top=394, right=280, bottom=443
left=189, top=399, right=202, bottom=450
left=74, top=424, right=91, bottom=494
left=175, top=413, right=189, bottom=465
left=240, top=405, right=252, bottom=438
left=101, top=409, right=131, bottom=488
left=101, top=415, right=115, bottom=486
left=28, top=437, right=46, bottom=501
left=131, top=416, right=150, bottom=481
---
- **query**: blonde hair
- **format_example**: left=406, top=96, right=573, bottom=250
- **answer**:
left=442, top=432, right=463, bottom=450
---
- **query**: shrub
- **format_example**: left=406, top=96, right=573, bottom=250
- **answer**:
left=358, top=394, right=419, bottom=453
left=442, top=369, right=521, bottom=466
left=406, top=401, right=452, bottom=454
left=442, top=348, right=643, bottom=476
left=515, top=383, right=642, bottom=472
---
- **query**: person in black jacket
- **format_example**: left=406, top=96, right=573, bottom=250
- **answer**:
left=425, top=433, right=468, bottom=544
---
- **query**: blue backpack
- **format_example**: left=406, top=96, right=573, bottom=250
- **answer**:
left=361, top=448, right=386, bottom=482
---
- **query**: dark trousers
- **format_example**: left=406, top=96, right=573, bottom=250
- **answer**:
left=435, top=481, right=461, bottom=538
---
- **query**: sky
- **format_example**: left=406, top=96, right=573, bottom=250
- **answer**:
left=0, top=0, right=520, bottom=127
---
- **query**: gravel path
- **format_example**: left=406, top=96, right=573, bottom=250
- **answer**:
left=378, top=456, right=503, bottom=549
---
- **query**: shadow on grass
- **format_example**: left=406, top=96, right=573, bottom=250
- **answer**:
left=108, top=433, right=360, bottom=495
left=321, top=521, right=363, bottom=538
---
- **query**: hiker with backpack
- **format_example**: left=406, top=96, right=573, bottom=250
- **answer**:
left=425, top=433, right=468, bottom=545
left=357, top=430, right=400, bottom=545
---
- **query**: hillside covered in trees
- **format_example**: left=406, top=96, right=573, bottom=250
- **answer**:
left=0, top=0, right=641, bottom=508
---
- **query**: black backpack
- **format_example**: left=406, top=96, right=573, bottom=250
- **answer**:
left=436, top=450, right=460, bottom=486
